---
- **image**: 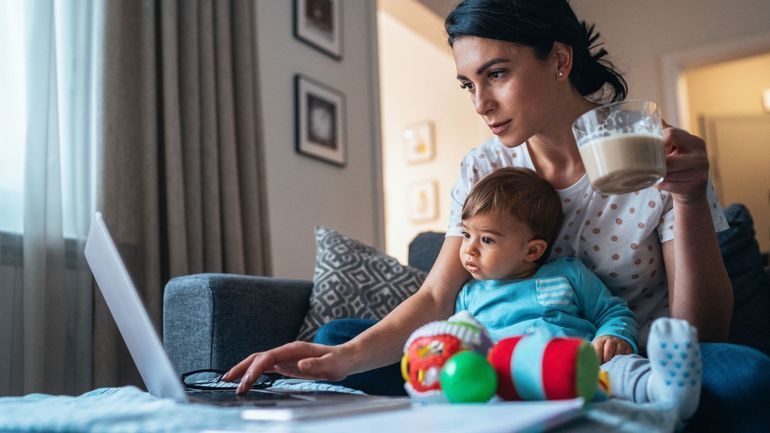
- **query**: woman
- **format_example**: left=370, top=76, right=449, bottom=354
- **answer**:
left=225, top=0, right=770, bottom=430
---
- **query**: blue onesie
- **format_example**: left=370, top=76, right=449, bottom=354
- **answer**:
left=455, top=256, right=638, bottom=353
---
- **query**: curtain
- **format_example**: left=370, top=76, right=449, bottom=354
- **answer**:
left=94, top=0, right=270, bottom=387
left=0, top=0, right=97, bottom=396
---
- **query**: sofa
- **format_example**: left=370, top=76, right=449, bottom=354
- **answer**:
left=163, top=204, right=770, bottom=377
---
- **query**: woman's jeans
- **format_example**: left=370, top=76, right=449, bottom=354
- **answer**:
left=314, top=318, right=770, bottom=432
left=314, top=318, right=406, bottom=396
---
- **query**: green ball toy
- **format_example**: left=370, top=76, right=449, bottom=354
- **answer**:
left=440, top=351, right=498, bottom=403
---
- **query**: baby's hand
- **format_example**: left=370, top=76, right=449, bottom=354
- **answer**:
left=592, top=335, right=632, bottom=363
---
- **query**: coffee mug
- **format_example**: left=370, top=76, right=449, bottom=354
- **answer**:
left=572, top=100, right=666, bottom=194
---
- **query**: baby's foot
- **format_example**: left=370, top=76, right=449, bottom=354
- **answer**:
left=646, top=318, right=701, bottom=420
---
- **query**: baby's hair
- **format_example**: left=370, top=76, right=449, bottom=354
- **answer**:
left=446, top=0, right=627, bottom=103
left=462, top=167, right=563, bottom=264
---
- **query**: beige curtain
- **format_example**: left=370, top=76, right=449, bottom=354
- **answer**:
left=94, top=0, right=270, bottom=388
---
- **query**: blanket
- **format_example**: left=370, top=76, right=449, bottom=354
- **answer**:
left=0, top=381, right=677, bottom=433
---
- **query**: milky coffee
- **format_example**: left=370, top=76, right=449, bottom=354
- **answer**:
left=579, top=133, right=666, bottom=194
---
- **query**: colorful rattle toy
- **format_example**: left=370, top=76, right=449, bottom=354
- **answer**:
left=400, top=311, right=493, bottom=401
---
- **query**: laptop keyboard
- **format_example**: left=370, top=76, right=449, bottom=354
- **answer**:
left=188, top=388, right=367, bottom=407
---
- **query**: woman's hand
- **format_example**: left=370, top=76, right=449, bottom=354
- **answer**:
left=222, top=238, right=469, bottom=394
left=657, top=120, right=710, bottom=204
left=221, top=341, right=356, bottom=394
left=592, top=335, right=632, bottom=363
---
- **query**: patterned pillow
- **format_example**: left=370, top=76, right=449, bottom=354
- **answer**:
left=297, top=226, right=427, bottom=341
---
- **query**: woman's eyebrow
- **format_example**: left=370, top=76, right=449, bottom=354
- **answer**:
left=456, top=58, right=510, bottom=80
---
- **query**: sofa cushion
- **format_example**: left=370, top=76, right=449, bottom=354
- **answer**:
left=718, top=204, right=770, bottom=355
left=408, top=231, right=445, bottom=273
left=297, top=226, right=427, bottom=341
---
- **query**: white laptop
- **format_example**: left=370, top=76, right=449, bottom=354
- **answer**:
left=84, top=212, right=410, bottom=420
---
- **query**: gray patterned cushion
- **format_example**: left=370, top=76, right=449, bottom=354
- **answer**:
left=297, top=226, right=427, bottom=341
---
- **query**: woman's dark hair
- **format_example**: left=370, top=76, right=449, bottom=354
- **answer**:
left=446, top=0, right=627, bottom=103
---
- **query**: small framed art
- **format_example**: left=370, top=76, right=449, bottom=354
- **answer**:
left=293, top=0, right=343, bottom=60
left=295, top=74, right=346, bottom=167
left=408, top=180, right=438, bottom=223
left=403, top=120, right=435, bottom=164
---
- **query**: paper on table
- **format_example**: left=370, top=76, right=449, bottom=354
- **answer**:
left=202, top=398, right=584, bottom=433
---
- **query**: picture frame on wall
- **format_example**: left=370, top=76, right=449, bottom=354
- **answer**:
left=408, top=180, right=438, bottom=223
left=403, top=120, right=435, bottom=164
left=293, top=0, right=343, bottom=60
left=295, top=74, right=346, bottom=167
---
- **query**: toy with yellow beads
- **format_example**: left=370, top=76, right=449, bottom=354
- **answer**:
left=400, top=311, right=493, bottom=402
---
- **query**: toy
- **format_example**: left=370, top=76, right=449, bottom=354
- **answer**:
left=487, top=332, right=600, bottom=401
left=401, top=334, right=461, bottom=397
left=440, top=351, right=497, bottom=403
left=400, top=311, right=493, bottom=400
left=401, top=312, right=604, bottom=403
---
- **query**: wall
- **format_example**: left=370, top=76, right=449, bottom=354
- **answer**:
left=570, top=0, right=770, bottom=121
left=254, top=0, right=770, bottom=277
left=378, top=0, right=490, bottom=263
left=254, top=2, right=383, bottom=279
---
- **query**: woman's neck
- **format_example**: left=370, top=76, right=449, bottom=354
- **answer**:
left=527, top=95, right=598, bottom=189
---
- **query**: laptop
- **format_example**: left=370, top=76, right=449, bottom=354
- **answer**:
left=84, top=212, right=410, bottom=420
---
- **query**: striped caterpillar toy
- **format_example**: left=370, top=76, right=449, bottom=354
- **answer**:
left=487, top=332, right=601, bottom=401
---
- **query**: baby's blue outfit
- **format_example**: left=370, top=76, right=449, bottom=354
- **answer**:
left=456, top=257, right=658, bottom=403
left=455, top=256, right=639, bottom=352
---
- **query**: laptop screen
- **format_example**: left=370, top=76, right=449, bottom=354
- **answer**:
left=84, top=212, right=188, bottom=402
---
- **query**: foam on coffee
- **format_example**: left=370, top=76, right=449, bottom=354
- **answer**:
left=579, top=133, right=666, bottom=194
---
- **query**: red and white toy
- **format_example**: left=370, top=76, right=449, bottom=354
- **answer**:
left=400, top=311, right=493, bottom=401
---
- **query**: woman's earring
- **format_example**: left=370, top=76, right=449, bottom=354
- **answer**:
left=558, top=71, right=564, bottom=78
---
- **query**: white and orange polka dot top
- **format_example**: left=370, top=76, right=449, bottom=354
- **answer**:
left=448, top=137, right=728, bottom=347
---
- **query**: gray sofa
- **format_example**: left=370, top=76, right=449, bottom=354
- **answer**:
left=163, top=204, right=770, bottom=377
left=162, top=233, right=445, bottom=376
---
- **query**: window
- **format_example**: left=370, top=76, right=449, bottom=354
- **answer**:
left=0, top=1, right=27, bottom=234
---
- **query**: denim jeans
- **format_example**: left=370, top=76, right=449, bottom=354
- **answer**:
left=685, top=343, right=770, bottom=432
left=315, top=319, right=770, bottom=431
left=313, top=318, right=406, bottom=396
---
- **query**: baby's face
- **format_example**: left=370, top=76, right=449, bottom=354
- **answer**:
left=459, top=211, right=537, bottom=280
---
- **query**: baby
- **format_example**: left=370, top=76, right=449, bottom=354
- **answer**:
left=455, top=167, right=701, bottom=421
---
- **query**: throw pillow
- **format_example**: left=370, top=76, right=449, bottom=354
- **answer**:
left=297, top=226, right=427, bottom=341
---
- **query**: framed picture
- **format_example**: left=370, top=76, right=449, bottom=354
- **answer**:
left=295, top=74, right=346, bottom=167
left=403, top=120, right=435, bottom=164
left=293, top=0, right=343, bottom=60
left=408, top=180, right=438, bottom=223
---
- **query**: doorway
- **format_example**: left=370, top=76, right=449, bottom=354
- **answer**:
left=679, top=52, right=770, bottom=257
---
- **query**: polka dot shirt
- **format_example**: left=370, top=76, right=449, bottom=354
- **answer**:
left=448, top=138, right=728, bottom=346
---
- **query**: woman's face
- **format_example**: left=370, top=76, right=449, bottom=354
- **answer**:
left=452, top=36, right=561, bottom=148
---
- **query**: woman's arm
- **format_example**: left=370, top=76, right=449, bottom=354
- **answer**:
left=224, top=237, right=470, bottom=393
left=662, top=208, right=732, bottom=342
left=659, top=124, right=733, bottom=342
